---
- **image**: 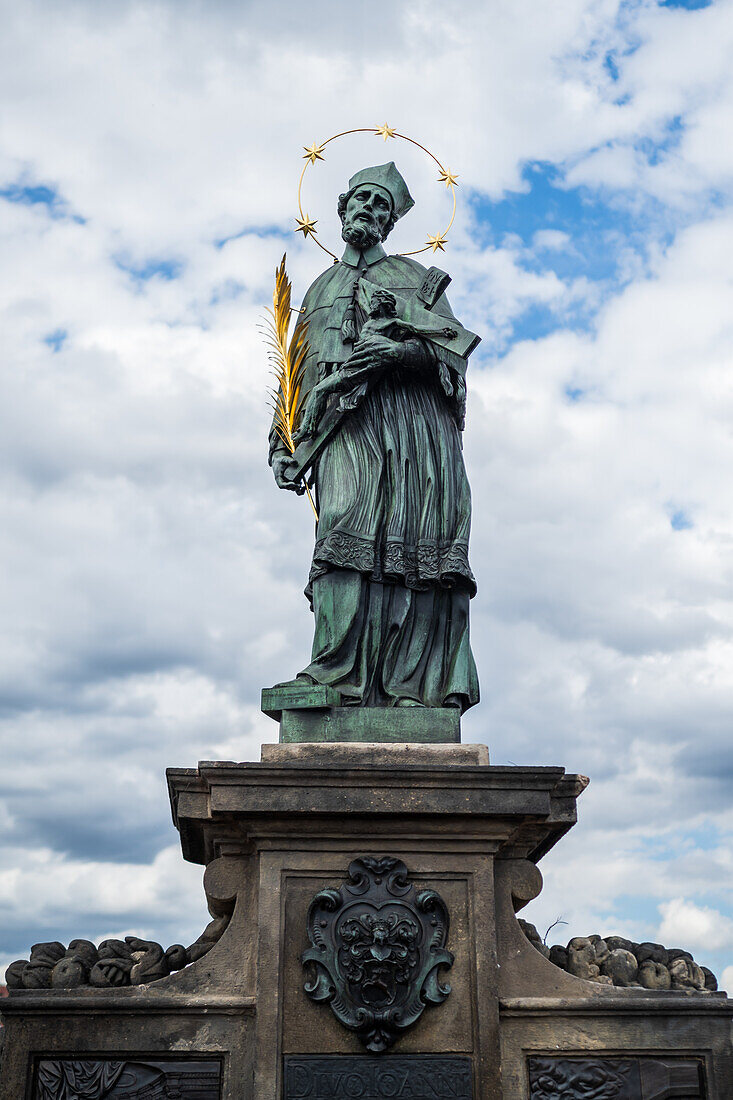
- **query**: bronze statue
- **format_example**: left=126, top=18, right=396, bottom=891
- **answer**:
left=269, top=162, right=480, bottom=712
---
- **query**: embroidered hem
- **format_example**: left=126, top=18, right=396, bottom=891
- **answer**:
left=307, top=530, right=476, bottom=599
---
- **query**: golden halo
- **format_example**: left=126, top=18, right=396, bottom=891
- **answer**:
left=296, top=125, right=458, bottom=263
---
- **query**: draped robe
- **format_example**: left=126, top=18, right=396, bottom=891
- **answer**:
left=270, top=241, right=479, bottom=711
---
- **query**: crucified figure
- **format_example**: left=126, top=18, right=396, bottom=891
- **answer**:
left=294, top=288, right=458, bottom=442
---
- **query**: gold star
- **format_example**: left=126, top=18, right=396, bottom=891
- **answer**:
left=302, top=142, right=326, bottom=166
left=375, top=123, right=396, bottom=141
left=438, top=168, right=459, bottom=188
left=426, top=232, right=448, bottom=252
left=295, top=214, right=318, bottom=238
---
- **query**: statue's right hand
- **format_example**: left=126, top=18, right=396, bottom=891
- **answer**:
left=272, top=453, right=305, bottom=494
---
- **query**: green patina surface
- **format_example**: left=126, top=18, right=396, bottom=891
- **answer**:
left=279, top=706, right=461, bottom=744
left=266, top=162, right=481, bottom=740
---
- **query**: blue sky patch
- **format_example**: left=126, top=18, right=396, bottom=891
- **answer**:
left=470, top=161, right=674, bottom=285
left=468, top=158, right=703, bottom=348
left=636, top=114, right=684, bottom=166
left=564, top=385, right=585, bottom=403
left=43, top=328, right=68, bottom=353
left=604, top=51, right=620, bottom=82
left=583, top=888, right=726, bottom=981
left=0, top=180, right=85, bottom=223
left=114, top=255, right=184, bottom=283
left=660, top=0, right=712, bottom=9
left=641, top=822, right=722, bottom=861
left=509, top=300, right=594, bottom=345
left=670, top=509, right=693, bottom=530
left=209, top=278, right=245, bottom=306
left=214, top=224, right=291, bottom=250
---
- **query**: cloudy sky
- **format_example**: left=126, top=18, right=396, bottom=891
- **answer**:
left=2, top=0, right=733, bottom=990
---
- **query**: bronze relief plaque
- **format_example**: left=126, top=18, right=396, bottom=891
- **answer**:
left=301, top=856, right=453, bottom=1052
left=33, top=1058, right=221, bottom=1098
left=527, top=1056, right=705, bottom=1099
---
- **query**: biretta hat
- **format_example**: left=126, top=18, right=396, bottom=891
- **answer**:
left=347, top=162, right=414, bottom=221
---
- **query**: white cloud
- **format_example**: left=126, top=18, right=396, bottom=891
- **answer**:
left=721, top=965, right=733, bottom=995
left=533, top=229, right=572, bottom=251
left=0, top=844, right=209, bottom=960
left=658, top=898, right=733, bottom=953
left=1, top=0, right=732, bottom=982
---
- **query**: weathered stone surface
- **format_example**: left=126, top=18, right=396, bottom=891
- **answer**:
left=566, top=937, right=602, bottom=982
left=261, top=740, right=489, bottom=766
left=167, top=761, right=588, bottom=866
left=703, top=966, right=719, bottom=992
left=518, top=921, right=718, bottom=995
left=21, top=942, right=65, bottom=988
left=50, top=958, right=87, bottom=990
left=635, top=941, right=668, bottom=966
left=605, top=935, right=635, bottom=953
left=669, top=955, right=706, bottom=991
left=667, top=947, right=694, bottom=961
left=549, top=944, right=568, bottom=971
left=280, top=860, right=475, bottom=1065
left=518, top=919, right=550, bottom=959
left=3, top=749, right=733, bottom=1100
left=638, top=960, right=672, bottom=990
left=640, top=1059, right=705, bottom=1098
left=601, top=949, right=638, bottom=987
left=279, top=705, right=461, bottom=744
left=5, top=918, right=230, bottom=991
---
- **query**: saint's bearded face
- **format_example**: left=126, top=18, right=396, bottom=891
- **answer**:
left=340, top=185, right=393, bottom=249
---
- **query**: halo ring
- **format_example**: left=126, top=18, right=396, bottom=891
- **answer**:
left=296, top=125, right=458, bottom=262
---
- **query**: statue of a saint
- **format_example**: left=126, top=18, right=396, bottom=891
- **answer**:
left=270, top=162, right=480, bottom=712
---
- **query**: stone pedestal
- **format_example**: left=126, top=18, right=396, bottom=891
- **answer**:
left=165, top=746, right=586, bottom=1100
left=1, top=742, right=732, bottom=1099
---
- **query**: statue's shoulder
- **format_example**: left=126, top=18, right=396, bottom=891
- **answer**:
left=301, top=262, right=343, bottom=308
left=383, top=254, right=457, bottom=320
left=383, top=255, right=430, bottom=282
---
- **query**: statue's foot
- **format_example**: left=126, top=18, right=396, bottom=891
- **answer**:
left=273, top=673, right=317, bottom=690
left=395, top=698, right=425, bottom=708
left=444, top=694, right=463, bottom=710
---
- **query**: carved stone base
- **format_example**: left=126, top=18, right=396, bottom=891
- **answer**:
left=260, top=742, right=489, bottom=766
left=2, top=740, right=732, bottom=1100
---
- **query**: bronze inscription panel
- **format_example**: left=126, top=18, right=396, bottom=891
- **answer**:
left=284, top=1055, right=472, bottom=1100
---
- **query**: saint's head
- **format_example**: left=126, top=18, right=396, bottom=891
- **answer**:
left=338, top=162, right=414, bottom=250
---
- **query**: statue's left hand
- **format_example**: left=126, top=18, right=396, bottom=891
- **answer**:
left=346, top=334, right=402, bottom=373
left=272, top=452, right=306, bottom=494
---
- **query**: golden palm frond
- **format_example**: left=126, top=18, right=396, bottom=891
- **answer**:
left=263, top=254, right=318, bottom=519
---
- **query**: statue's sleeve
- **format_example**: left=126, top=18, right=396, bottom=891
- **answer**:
left=421, top=289, right=470, bottom=431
